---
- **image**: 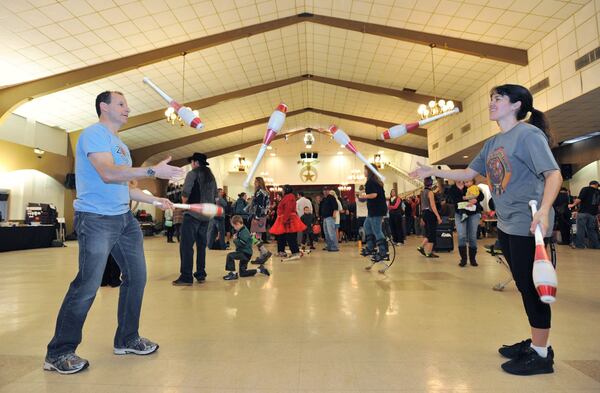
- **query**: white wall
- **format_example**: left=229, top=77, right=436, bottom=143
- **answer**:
left=0, top=170, right=65, bottom=221
left=0, top=113, right=67, bottom=156
left=569, top=160, right=600, bottom=196
left=198, top=151, right=428, bottom=198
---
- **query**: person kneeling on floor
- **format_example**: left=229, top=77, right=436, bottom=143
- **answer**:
left=223, top=215, right=270, bottom=280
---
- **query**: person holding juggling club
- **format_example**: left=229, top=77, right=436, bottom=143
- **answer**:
left=410, top=84, right=562, bottom=376
left=358, top=166, right=389, bottom=264
left=44, top=91, right=184, bottom=375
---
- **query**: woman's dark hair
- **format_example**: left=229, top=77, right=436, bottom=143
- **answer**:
left=238, top=192, right=246, bottom=198
left=423, top=177, right=433, bottom=189
left=254, top=177, right=266, bottom=191
left=364, top=165, right=383, bottom=186
left=283, top=184, right=293, bottom=195
left=490, top=84, right=553, bottom=146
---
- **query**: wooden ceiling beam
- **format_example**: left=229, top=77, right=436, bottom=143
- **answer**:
left=132, top=107, right=428, bottom=165
left=307, top=107, right=427, bottom=137
left=0, top=12, right=521, bottom=124
left=131, top=108, right=309, bottom=165
left=0, top=14, right=305, bottom=123
left=307, top=13, right=528, bottom=65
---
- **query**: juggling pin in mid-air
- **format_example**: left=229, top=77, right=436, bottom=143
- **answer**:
left=328, top=125, right=385, bottom=182
left=529, top=200, right=558, bottom=304
left=143, top=77, right=204, bottom=130
left=243, top=103, right=288, bottom=188
left=153, top=201, right=223, bottom=218
left=381, top=107, right=460, bottom=140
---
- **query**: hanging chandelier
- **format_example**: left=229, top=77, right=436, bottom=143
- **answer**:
left=417, top=44, right=455, bottom=120
left=165, top=52, right=201, bottom=127
left=347, top=169, right=365, bottom=183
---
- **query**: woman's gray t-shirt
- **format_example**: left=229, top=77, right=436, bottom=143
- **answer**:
left=468, top=122, right=559, bottom=237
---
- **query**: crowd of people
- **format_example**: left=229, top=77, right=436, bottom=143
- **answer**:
left=44, top=85, right=599, bottom=379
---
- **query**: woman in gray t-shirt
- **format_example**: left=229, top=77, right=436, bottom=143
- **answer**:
left=410, top=84, right=562, bottom=377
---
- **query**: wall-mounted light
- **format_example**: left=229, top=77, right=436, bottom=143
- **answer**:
left=33, top=147, right=45, bottom=158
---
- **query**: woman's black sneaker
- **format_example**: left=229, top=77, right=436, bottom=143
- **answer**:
left=498, top=339, right=531, bottom=359
left=501, top=347, right=554, bottom=375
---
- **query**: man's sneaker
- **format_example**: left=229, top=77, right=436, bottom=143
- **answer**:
left=259, top=266, right=270, bottom=276
left=277, top=252, right=288, bottom=258
left=172, top=278, right=193, bottom=286
left=371, top=253, right=390, bottom=263
left=223, top=272, right=238, bottom=280
left=43, top=353, right=89, bottom=375
left=114, top=337, right=159, bottom=355
left=501, top=347, right=554, bottom=376
left=417, top=246, right=426, bottom=256
left=499, top=339, right=532, bottom=359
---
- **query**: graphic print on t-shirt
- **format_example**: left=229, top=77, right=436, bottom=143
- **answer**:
left=486, top=147, right=512, bottom=195
left=113, top=144, right=131, bottom=166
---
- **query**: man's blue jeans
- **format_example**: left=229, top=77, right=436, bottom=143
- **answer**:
left=207, top=218, right=226, bottom=249
left=364, top=216, right=385, bottom=250
left=575, top=212, right=600, bottom=249
left=455, top=212, right=480, bottom=248
left=323, top=216, right=338, bottom=251
left=47, top=211, right=147, bottom=358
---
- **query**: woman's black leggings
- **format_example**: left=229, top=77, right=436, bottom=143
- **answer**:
left=497, top=229, right=551, bottom=329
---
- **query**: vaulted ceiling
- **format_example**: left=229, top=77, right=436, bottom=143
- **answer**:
left=0, top=0, right=589, bottom=166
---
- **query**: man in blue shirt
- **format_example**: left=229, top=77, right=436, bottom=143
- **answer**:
left=44, top=91, right=184, bottom=374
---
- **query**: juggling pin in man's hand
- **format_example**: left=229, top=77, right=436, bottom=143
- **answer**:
left=153, top=201, right=223, bottom=218
left=381, top=107, right=460, bottom=140
left=529, top=200, right=558, bottom=304
left=143, top=77, right=204, bottom=130
left=243, top=103, right=288, bottom=188
left=328, top=125, right=386, bottom=182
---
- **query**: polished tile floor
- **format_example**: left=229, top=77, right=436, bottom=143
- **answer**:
left=0, top=236, right=599, bottom=392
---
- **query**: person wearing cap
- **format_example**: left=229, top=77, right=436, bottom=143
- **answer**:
left=173, top=152, right=218, bottom=286
left=569, top=180, right=600, bottom=249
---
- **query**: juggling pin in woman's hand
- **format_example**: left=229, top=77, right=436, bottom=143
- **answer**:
left=381, top=107, right=460, bottom=140
left=243, top=103, right=288, bottom=188
left=328, top=125, right=386, bottom=182
left=143, top=77, right=204, bottom=130
left=529, top=200, right=558, bottom=304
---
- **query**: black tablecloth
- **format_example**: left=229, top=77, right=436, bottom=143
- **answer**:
left=0, top=225, right=56, bottom=252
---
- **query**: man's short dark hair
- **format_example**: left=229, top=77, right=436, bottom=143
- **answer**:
left=590, top=180, right=599, bottom=186
left=95, top=91, right=123, bottom=117
left=298, top=191, right=304, bottom=197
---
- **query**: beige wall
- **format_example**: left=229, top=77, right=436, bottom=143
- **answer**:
left=428, top=0, right=600, bottom=163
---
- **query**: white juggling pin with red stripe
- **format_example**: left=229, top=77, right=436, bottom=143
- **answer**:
left=328, top=125, right=385, bottom=182
left=154, top=201, right=223, bottom=218
left=143, top=77, right=204, bottom=130
left=381, top=107, right=459, bottom=140
left=529, top=200, right=558, bottom=304
left=243, top=103, right=288, bottom=188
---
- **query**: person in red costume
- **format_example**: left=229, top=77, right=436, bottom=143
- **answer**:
left=270, top=185, right=306, bottom=261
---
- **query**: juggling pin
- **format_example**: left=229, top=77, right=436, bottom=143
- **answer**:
left=328, top=125, right=386, bottom=182
left=243, top=103, right=288, bottom=188
left=381, top=107, right=460, bottom=140
left=143, top=77, right=204, bottom=130
left=153, top=201, right=223, bottom=218
left=529, top=200, right=558, bottom=304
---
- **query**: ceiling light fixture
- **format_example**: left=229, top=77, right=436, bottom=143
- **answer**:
left=33, top=147, right=45, bottom=157
left=165, top=52, right=200, bottom=127
left=417, top=44, right=455, bottom=120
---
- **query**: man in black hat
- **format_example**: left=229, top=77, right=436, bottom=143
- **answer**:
left=173, top=153, right=218, bottom=285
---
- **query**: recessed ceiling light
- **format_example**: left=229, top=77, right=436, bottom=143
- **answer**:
left=267, top=146, right=273, bottom=150
left=462, top=155, right=469, bottom=158
left=270, top=153, right=276, bottom=157
left=337, top=151, right=343, bottom=155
